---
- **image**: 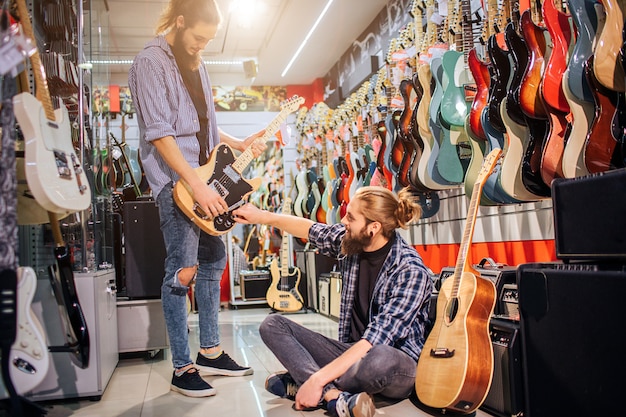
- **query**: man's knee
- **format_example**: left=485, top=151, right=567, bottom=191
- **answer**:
left=259, top=314, right=287, bottom=340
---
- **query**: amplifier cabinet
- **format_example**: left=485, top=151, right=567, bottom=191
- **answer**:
left=240, top=270, right=271, bottom=301
left=124, top=201, right=165, bottom=299
left=318, top=273, right=330, bottom=317
left=481, top=318, right=524, bottom=417
left=329, top=271, right=342, bottom=320
left=518, top=263, right=626, bottom=416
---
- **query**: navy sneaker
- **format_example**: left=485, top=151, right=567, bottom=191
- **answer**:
left=195, top=351, right=253, bottom=376
left=334, top=392, right=375, bottom=417
left=265, top=371, right=298, bottom=400
left=170, top=367, right=216, bottom=397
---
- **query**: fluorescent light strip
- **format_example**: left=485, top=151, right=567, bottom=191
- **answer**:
left=88, top=59, right=244, bottom=65
left=281, top=0, right=335, bottom=78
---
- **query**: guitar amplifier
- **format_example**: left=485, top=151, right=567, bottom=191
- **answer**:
left=518, top=262, right=626, bottom=416
left=552, top=168, right=626, bottom=261
left=329, top=271, right=342, bottom=320
left=480, top=317, right=525, bottom=417
left=124, top=200, right=166, bottom=299
left=318, top=273, right=330, bottom=317
left=437, top=262, right=517, bottom=316
left=240, top=270, right=270, bottom=301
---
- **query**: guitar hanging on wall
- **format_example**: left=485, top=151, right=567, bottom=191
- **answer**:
left=13, top=0, right=90, bottom=371
left=12, top=0, right=91, bottom=215
left=266, top=198, right=304, bottom=312
left=415, top=149, right=500, bottom=414
left=173, top=95, right=304, bottom=236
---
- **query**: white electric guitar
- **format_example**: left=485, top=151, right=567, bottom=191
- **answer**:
left=0, top=267, right=49, bottom=398
left=13, top=0, right=91, bottom=214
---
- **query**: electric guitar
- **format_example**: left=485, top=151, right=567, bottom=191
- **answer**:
left=0, top=267, right=50, bottom=397
left=415, top=149, right=499, bottom=414
left=173, top=95, right=304, bottom=235
left=13, top=0, right=91, bottom=214
left=266, top=198, right=305, bottom=312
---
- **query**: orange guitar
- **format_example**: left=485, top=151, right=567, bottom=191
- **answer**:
left=415, top=149, right=500, bottom=414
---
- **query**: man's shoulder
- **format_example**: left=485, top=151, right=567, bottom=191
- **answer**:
left=132, top=37, right=170, bottom=66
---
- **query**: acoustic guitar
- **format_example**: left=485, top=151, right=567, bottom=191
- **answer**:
left=173, top=95, right=304, bottom=235
left=266, top=198, right=305, bottom=312
left=415, top=149, right=499, bottom=414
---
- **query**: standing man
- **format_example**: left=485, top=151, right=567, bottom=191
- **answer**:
left=234, top=186, right=433, bottom=417
left=128, top=0, right=266, bottom=398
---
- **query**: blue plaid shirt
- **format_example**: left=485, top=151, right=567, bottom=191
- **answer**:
left=309, top=223, right=433, bottom=361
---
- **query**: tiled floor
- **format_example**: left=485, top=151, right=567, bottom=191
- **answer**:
left=26, top=308, right=494, bottom=417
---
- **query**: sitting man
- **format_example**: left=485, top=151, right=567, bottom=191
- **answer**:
left=234, top=186, right=433, bottom=417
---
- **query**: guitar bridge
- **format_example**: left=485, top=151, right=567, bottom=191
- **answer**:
left=430, top=348, right=455, bottom=358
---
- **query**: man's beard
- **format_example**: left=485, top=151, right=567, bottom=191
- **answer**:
left=172, top=28, right=202, bottom=71
left=341, top=225, right=373, bottom=256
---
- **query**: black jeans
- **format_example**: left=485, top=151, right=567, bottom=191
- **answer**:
left=259, top=314, right=416, bottom=400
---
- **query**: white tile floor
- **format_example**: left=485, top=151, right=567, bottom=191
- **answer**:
left=29, top=308, right=495, bottom=417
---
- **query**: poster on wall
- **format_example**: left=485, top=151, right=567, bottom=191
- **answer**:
left=212, top=86, right=287, bottom=112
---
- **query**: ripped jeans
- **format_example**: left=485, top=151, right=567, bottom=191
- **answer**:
left=157, top=183, right=227, bottom=369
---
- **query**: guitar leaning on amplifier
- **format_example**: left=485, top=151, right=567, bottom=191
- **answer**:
left=266, top=198, right=305, bottom=312
left=173, top=95, right=304, bottom=236
left=415, top=150, right=501, bottom=414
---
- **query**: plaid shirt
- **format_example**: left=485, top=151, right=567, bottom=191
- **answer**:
left=309, top=223, right=433, bottom=361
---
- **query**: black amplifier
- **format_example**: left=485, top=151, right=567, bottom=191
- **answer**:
left=518, top=262, right=626, bottom=416
left=240, top=270, right=271, bottom=301
left=481, top=318, right=524, bottom=417
left=552, top=167, right=626, bottom=262
left=437, top=261, right=517, bottom=317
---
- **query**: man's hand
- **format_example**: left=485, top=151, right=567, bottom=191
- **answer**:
left=242, top=129, right=267, bottom=157
left=233, top=202, right=266, bottom=224
left=294, top=374, right=324, bottom=410
left=191, top=181, right=228, bottom=219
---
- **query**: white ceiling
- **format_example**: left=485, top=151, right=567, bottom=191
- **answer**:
left=95, top=0, right=390, bottom=86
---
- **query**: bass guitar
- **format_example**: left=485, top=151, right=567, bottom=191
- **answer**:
left=13, top=0, right=91, bottom=215
left=415, top=149, right=500, bottom=414
left=266, top=198, right=305, bottom=312
left=173, top=95, right=304, bottom=235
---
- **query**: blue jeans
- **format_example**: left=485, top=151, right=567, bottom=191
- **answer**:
left=157, top=183, right=227, bottom=369
left=259, top=314, right=416, bottom=400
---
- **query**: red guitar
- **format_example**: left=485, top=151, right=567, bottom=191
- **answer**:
left=539, top=0, right=574, bottom=186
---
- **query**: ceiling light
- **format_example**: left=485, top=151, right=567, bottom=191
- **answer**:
left=281, top=0, right=335, bottom=78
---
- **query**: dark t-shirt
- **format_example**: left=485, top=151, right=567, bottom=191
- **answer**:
left=349, top=235, right=395, bottom=342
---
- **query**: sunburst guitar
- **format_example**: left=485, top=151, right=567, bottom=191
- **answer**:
left=266, top=198, right=305, bottom=312
left=415, top=149, right=500, bottom=414
left=173, top=96, right=304, bottom=235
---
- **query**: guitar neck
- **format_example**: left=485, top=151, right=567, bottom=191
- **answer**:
left=47, top=212, right=66, bottom=248
left=16, top=0, right=56, bottom=122
left=232, top=106, right=292, bottom=173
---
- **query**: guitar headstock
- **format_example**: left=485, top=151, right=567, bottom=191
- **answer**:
left=280, top=95, right=305, bottom=114
left=475, top=149, right=502, bottom=185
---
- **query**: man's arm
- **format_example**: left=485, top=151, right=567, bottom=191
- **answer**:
left=295, top=339, right=373, bottom=409
left=218, top=127, right=266, bottom=153
left=152, top=136, right=228, bottom=217
left=233, top=203, right=314, bottom=239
